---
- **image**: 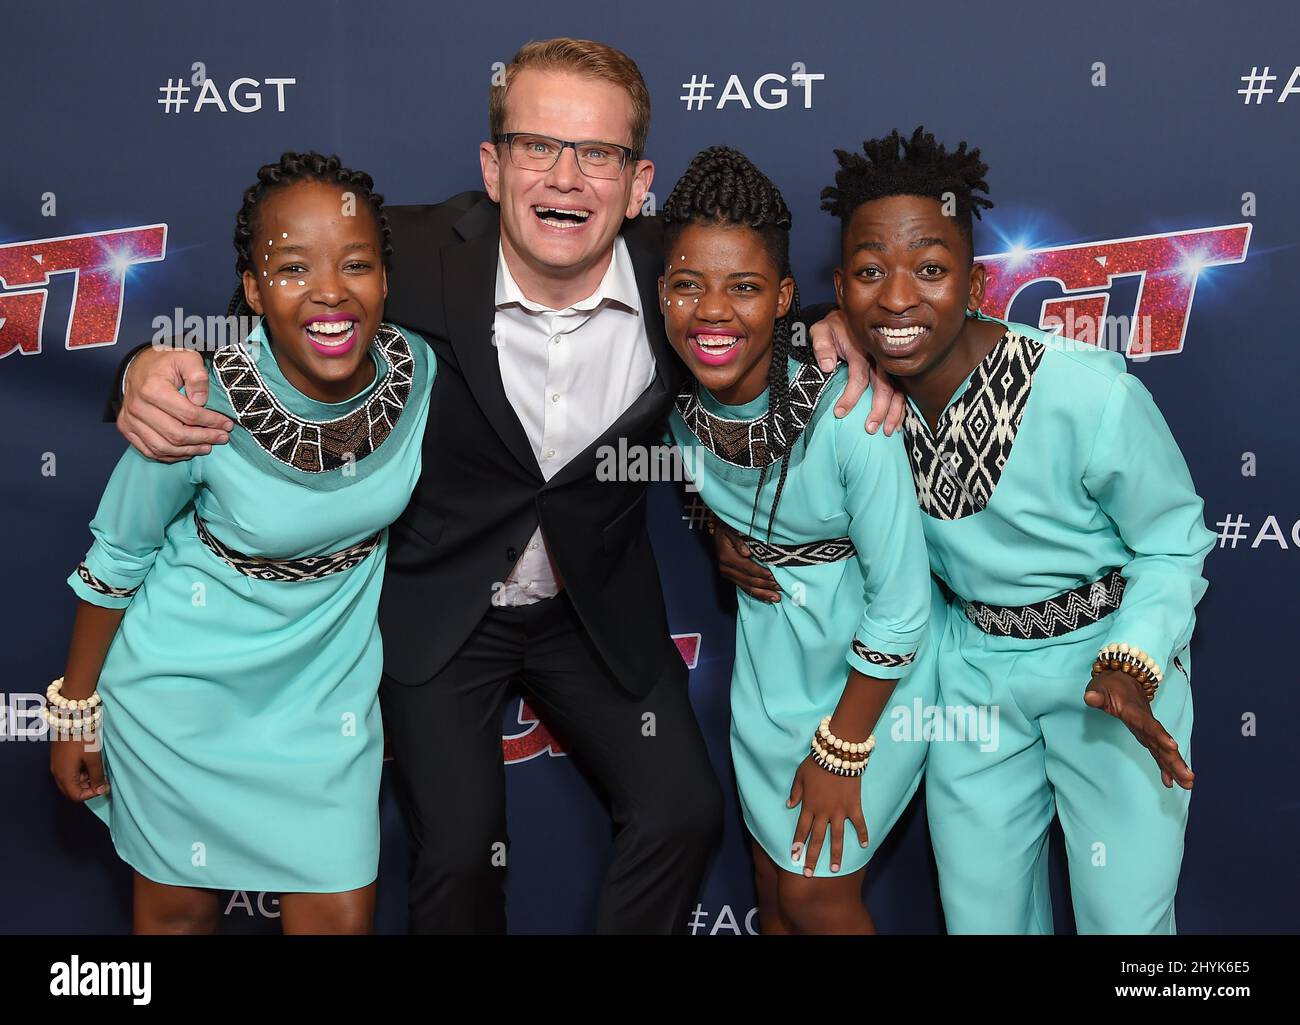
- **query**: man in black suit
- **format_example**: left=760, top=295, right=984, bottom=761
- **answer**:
left=107, top=38, right=895, bottom=933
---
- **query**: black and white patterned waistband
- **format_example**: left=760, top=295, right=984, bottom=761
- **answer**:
left=960, top=567, right=1126, bottom=639
left=194, top=511, right=381, bottom=582
left=741, top=534, right=857, bottom=567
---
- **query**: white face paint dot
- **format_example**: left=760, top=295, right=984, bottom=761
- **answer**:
left=677, top=299, right=683, bottom=306
left=679, top=255, right=685, bottom=261
left=297, top=280, right=305, bottom=286
left=268, top=280, right=273, bottom=287
left=262, top=271, right=267, bottom=277
left=267, top=240, right=273, bottom=246
left=280, top=280, right=287, bottom=287
left=693, top=298, right=699, bottom=303
left=281, top=233, right=288, bottom=238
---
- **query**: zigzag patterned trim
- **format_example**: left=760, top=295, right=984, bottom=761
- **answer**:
left=742, top=534, right=856, bottom=567
left=194, top=511, right=381, bottom=582
left=961, top=567, right=1126, bottom=639
left=851, top=639, right=917, bottom=669
left=904, top=332, right=1044, bottom=520
left=675, top=359, right=835, bottom=468
left=212, top=323, right=413, bottom=473
left=74, top=563, right=138, bottom=598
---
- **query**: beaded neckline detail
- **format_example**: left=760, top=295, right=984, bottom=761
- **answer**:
left=213, top=323, right=413, bottom=473
left=674, top=360, right=835, bottom=468
left=902, top=331, right=1044, bottom=520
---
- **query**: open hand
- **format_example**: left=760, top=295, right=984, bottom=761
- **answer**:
left=1085, top=671, right=1194, bottom=789
left=787, top=753, right=869, bottom=876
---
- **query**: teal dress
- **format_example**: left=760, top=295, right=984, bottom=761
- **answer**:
left=668, top=356, right=939, bottom=878
left=67, top=321, right=433, bottom=893
left=913, top=311, right=1215, bottom=934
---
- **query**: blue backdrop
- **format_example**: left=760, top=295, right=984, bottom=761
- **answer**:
left=2, top=0, right=1295, bottom=934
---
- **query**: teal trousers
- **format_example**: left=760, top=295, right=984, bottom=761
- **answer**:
left=925, top=609, right=1193, bottom=934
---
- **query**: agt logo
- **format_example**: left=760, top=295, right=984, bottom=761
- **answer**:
left=977, top=223, right=1251, bottom=357
left=0, top=221, right=1250, bottom=362
left=0, top=225, right=164, bottom=360
left=679, top=63, right=825, bottom=111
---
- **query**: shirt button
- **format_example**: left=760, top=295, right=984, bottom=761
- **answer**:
left=529, top=541, right=539, bottom=551
left=551, top=336, right=560, bottom=346
left=551, top=393, right=561, bottom=403
left=545, top=448, right=556, bottom=459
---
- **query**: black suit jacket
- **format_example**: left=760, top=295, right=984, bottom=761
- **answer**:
left=106, top=192, right=689, bottom=698
left=378, top=192, right=690, bottom=694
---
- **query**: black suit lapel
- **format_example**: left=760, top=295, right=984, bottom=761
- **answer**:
left=540, top=216, right=683, bottom=492
left=442, top=202, right=543, bottom=480
left=543, top=372, right=669, bottom=492
left=439, top=207, right=684, bottom=492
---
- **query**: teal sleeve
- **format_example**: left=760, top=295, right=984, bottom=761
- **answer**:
left=66, top=446, right=201, bottom=609
left=835, top=398, right=931, bottom=679
left=1082, top=372, right=1215, bottom=674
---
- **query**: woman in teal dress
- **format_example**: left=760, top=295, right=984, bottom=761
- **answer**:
left=660, top=148, right=938, bottom=934
left=820, top=128, right=1214, bottom=933
left=50, top=152, right=433, bottom=933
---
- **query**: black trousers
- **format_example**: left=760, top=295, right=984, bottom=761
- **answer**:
left=378, top=593, right=723, bottom=934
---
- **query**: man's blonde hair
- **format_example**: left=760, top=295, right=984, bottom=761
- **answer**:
left=489, top=37, right=651, bottom=156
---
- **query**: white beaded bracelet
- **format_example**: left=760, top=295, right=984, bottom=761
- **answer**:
left=1095, top=643, right=1163, bottom=682
left=47, top=677, right=101, bottom=711
left=809, top=743, right=866, bottom=777
left=1094, top=643, right=1163, bottom=701
left=816, top=716, right=876, bottom=757
left=42, top=705, right=102, bottom=731
left=812, top=736, right=867, bottom=771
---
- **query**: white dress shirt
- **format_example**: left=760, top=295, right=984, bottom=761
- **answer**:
left=492, top=235, right=656, bottom=606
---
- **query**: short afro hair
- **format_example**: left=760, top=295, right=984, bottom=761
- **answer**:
left=820, top=126, right=992, bottom=252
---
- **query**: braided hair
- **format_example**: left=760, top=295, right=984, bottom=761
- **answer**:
left=227, top=151, right=392, bottom=319
left=819, top=126, right=993, bottom=255
left=662, top=145, right=811, bottom=540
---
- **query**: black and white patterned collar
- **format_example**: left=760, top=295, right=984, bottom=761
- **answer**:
left=903, top=330, right=1045, bottom=520
left=674, top=358, right=836, bottom=468
left=212, top=323, right=414, bottom=473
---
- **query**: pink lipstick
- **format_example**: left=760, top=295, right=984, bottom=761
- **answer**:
left=302, top=312, right=359, bottom=357
left=690, top=329, right=745, bottom=366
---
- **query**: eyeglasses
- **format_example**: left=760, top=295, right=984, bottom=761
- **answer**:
left=494, top=132, right=638, bottom=180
